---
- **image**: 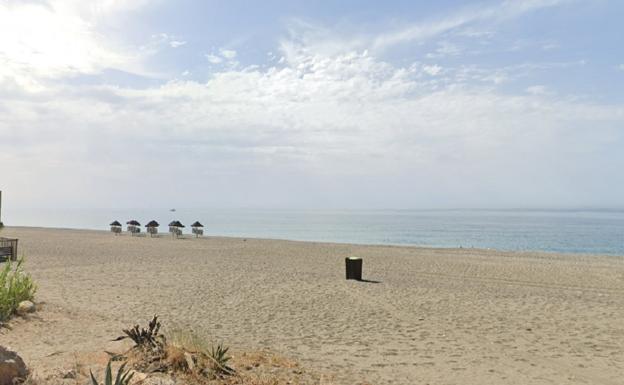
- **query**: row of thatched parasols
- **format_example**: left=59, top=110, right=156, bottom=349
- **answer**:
left=109, top=220, right=204, bottom=238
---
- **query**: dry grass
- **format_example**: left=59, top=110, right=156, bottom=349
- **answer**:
left=162, top=344, right=189, bottom=373
left=167, top=328, right=213, bottom=354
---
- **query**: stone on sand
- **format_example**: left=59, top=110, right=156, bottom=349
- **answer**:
left=0, top=346, right=28, bottom=385
left=16, top=301, right=35, bottom=316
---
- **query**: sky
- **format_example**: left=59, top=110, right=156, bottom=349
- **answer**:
left=0, top=0, right=623, bottom=209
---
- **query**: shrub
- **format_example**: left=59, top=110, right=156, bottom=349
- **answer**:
left=0, top=258, right=37, bottom=321
left=208, top=342, right=234, bottom=376
left=114, top=316, right=168, bottom=373
left=116, top=315, right=166, bottom=353
left=117, top=318, right=235, bottom=379
left=90, top=360, right=134, bottom=385
left=167, top=328, right=212, bottom=354
left=167, top=329, right=234, bottom=376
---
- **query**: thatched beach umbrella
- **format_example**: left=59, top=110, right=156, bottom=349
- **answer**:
left=126, top=220, right=141, bottom=235
left=110, top=220, right=122, bottom=235
left=170, top=220, right=184, bottom=238
left=191, top=221, right=204, bottom=237
left=145, top=220, right=159, bottom=237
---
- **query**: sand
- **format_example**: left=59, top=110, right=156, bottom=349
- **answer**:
left=1, top=226, right=623, bottom=385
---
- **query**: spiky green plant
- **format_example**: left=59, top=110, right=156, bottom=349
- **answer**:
left=90, top=360, right=134, bottom=385
left=208, top=343, right=234, bottom=376
left=0, top=258, right=37, bottom=321
left=115, top=315, right=165, bottom=352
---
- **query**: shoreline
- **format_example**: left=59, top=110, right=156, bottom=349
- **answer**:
left=5, top=225, right=624, bottom=260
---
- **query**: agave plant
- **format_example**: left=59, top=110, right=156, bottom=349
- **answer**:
left=115, top=315, right=165, bottom=352
left=90, top=360, right=134, bottom=385
left=208, top=343, right=234, bottom=376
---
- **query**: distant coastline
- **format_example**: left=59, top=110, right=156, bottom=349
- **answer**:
left=4, top=223, right=624, bottom=258
left=3, top=207, right=624, bottom=255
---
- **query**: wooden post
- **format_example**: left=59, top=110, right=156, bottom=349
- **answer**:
left=345, top=257, right=362, bottom=280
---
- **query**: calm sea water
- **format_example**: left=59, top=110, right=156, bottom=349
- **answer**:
left=3, top=208, right=624, bottom=256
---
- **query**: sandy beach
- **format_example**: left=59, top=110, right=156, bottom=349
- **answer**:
left=1, top=226, right=623, bottom=385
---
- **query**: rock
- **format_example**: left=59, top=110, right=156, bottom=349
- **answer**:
left=0, top=346, right=28, bottom=385
left=16, top=301, right=35, bottom=316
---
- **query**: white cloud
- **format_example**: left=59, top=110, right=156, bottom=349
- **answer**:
left=455, top=27, right=494, bottom=38
left=220, top=49, right=237, bottom=59
left=143, top=33, right=188, bottom=56
left=83, top=0, right=153, bottom=15
left=272, top=0, right=571, bottom=68
left=3, top=45, right=620, bottom=180
left=205, top=49, right=238, bottom=64
left=426, top=41, right=462, bottom=58
left=169, top=40, right=187, bottom=48
left=4, top=49, right=622, bottom=208
left=0, top=0, right=158, bottom=92
left=205, top=54, right=223, bottom=64
left=618, top=64, right=624, bottom=72
left=526, top=85, right=548, bottom=95
left=370, top=0, right=569, bottom=51
left=423, top=65, right=442, bottom=76
left=454, top=60, right=586, bottom=87
left=0, top=1, right=124, bottom=78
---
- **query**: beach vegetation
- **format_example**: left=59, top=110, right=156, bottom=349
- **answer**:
left=208, top=342, right=234, bottom=376
left=0, top=257, right=37, bottom=321
left=167, top=328, right=212, bottom=353
left=117, top=315, right=166, bottom=353
left=90, top=360, right=134, bottom=385
left=165, top=329, right=234, bottom=377
left=114, top=317, right=235, bottom=381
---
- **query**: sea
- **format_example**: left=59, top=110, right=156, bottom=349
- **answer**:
left=3, top=208, right=624, bottom=256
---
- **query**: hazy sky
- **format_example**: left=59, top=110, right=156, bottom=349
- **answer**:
left=1, top=0, right=623, bottom=209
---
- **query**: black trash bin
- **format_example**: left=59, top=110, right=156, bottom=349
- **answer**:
left=345, top=257, right=362, bottom=280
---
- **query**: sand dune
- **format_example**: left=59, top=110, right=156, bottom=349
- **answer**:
left=1, top=227, right=623, bottom=384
